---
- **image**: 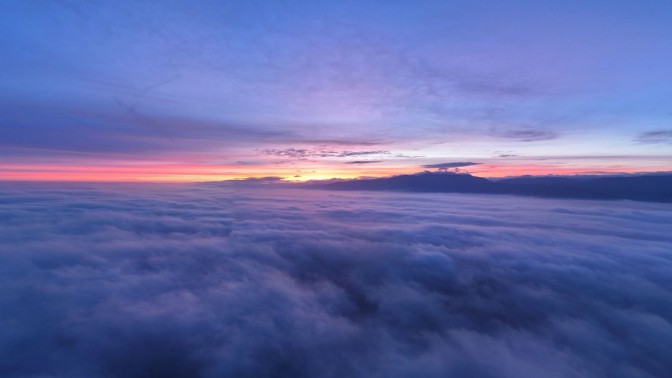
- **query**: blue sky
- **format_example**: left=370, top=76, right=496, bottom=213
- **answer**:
left=1, top=0, right=671, bottom=180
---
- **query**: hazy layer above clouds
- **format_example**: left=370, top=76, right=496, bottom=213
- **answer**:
left=1, top=183, right=671, bottom=378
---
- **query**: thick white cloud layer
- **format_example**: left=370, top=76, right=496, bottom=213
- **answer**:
left=1, top=183, right=671, bottom=377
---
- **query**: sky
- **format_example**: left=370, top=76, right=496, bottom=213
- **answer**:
left=1, top=0, right=671, bottom=182
left=1, top=183, right=671, bottom=377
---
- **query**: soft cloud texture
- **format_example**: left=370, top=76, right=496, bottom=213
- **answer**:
left=2, top=1, right=672, bottom=178
left=422, top=162, right=481, bottom=169
left=263, top=148, right=390, bottom=160
left=494, top=128, right=558, bottom=142
left=636, top=130, right=672, bottom=145
left=1, top=183, right=671, bottom=377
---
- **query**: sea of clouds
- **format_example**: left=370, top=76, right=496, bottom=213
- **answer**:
left=1, top=182, right=671, bottom=378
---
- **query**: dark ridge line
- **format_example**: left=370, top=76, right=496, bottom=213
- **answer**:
left=304, top=172, right=672, bottom=203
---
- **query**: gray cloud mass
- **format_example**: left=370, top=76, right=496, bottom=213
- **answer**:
left=0, top=183, right=671, bottom=377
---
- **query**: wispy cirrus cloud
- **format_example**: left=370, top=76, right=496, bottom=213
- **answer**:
left=494, top=128, right=559, bottom=142
left=1, top=1, right=671, bottom=180
left=263, top=148, right=390, bottom=160
left=636, top=130, right=672, bottom=145
left=422, top=162, right=481, bottom=169
left=346, top=160, right=382, bottom=164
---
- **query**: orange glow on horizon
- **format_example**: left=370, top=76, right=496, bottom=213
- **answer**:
left=0, top=163, right=416, bottom=183
left=0, top=161, right=668, bottom=183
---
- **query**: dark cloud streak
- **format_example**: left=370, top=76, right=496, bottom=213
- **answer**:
left=636, top=130, right=672, bottom=145
left=422, top=162, right=481, bottom=169
left=346, top=160, right=382, bottom=164
left=494, top=128, right=558, bottom=142
left=263, top=148, right=390, bottom=160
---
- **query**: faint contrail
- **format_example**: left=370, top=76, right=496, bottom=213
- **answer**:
left=113, top=75, right=181, bottom=142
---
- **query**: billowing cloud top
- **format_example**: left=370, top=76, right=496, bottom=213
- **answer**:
left=1, top=183, right=671, bottom=377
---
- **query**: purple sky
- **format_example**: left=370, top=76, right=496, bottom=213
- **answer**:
left=1, top=0, right=671, bottom=181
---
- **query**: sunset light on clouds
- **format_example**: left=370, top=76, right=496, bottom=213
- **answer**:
left=2, top=2, right=672, bottom=377
left=2, top=0, right=671, bottom=181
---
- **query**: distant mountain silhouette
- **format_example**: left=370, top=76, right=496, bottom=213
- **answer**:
left=309, top=172, right=672, bottom=202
